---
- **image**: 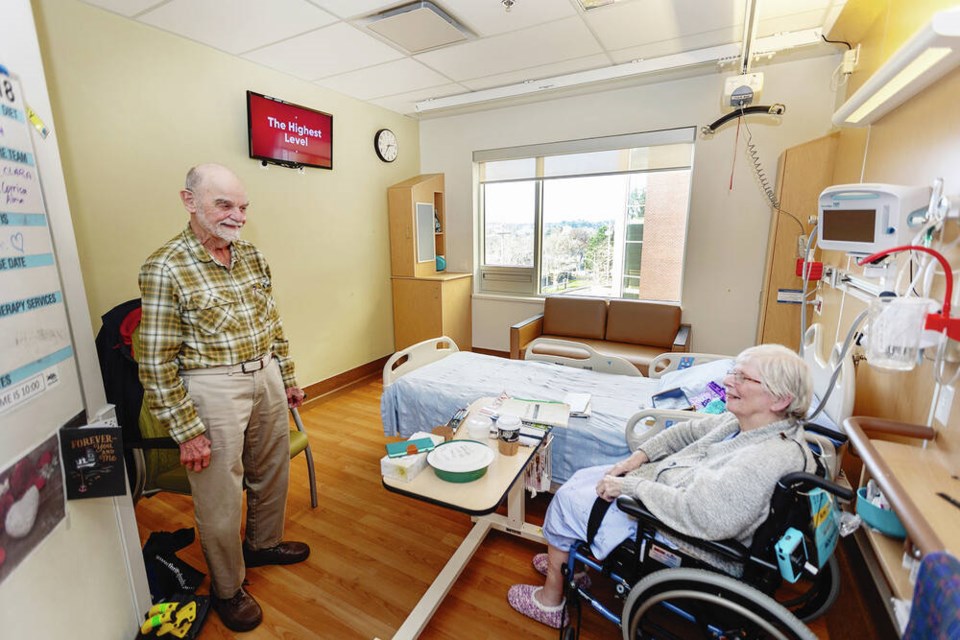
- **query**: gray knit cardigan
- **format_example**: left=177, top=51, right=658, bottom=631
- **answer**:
left=620, top=412, right=813, bottom=548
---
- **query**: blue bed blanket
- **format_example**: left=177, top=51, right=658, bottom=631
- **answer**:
left=381, top=352, right=661, bottom=485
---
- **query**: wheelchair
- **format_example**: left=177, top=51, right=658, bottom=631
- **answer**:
left=558, top=413, right=853, bottom=640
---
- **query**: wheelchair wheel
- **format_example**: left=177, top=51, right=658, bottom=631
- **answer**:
left=621, top=568, right=817, bottom=640
left=777, top=554, right=840, bottom=622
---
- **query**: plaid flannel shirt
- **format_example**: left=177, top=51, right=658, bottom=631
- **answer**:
left=138, top=225, right=297, bottom=443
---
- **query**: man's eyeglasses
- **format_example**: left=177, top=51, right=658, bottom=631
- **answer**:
left=726, top=369, right=763, bottom=385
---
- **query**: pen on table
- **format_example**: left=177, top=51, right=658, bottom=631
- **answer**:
left=936, top=492, right=960, bottom=511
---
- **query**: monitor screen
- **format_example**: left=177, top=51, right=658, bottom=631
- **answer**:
left=821, top=208, right=876, bottom=243
left=247, top=91, right=332, bottom=170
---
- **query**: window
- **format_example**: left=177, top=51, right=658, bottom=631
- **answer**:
left=476, top=129, right=695, bottom=301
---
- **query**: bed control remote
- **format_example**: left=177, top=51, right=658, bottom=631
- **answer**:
left=447, top=408, right=469, bottom=433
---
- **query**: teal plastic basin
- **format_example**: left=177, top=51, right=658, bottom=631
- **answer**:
left=856, top=487, right=906, bottom=539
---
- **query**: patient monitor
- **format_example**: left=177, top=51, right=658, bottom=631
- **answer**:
left=817, top=184, right=930, bottom=255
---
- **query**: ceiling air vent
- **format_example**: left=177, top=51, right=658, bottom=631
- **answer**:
left=364, top=1, right=473, bottom=53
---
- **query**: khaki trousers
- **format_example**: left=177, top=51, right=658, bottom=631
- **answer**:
left=180, top=357, right=290, bottom=596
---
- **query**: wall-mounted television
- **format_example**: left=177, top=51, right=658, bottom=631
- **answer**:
left=247, top=90, right=333, bottom=170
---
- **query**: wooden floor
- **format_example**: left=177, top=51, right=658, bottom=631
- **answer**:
left=135, top=376, right=898, bottom=640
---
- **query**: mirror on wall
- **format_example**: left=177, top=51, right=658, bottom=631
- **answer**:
left=416, top=202, right=436, bottom=263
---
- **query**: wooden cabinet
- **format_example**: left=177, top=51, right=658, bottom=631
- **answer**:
left=391, top=273, right=472, bottom=351
left=757, top=134, right=838, bottom=349
left=388, top=173, right=446, bottom=278
left=388, top=174, right=472, bottom=350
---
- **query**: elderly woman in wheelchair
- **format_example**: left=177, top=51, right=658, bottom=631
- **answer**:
left=508, top=344, right=848, bottom=637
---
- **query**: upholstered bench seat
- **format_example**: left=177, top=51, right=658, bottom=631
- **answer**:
left=510, top=296, right=690, bottom=375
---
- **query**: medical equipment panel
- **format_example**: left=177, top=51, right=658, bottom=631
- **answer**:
left=817, top=184, right=930, bottom=255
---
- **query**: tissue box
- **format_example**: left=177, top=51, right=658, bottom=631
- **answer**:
left=381, top=432, right=443, bottom=483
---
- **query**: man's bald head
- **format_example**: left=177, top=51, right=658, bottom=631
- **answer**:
left=181, top=164, right=249, bottom=247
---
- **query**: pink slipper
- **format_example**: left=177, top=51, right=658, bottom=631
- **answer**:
left=507, top=584, right=566, bottom=629
left=532, top=553, right=592, bottom=589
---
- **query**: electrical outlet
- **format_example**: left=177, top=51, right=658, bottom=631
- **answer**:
left=841, top=46, right=859, bottom=74
left=94, top=403, right=118, bottom=427
left=813, top=296, right=823, bottom=315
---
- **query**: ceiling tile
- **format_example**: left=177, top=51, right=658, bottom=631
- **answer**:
left=461, top=53, right=611, bottom=90
left=608, top=27, right=739, bottom=64
left=438, top=0, right=577, bottom=37
left=136, top=0, right=337, bottom=55
left=754, top=0, right=839, bottom=18
left=308, top=0, right=400, bottom=20
left=318, top=58, right=452, bottom=100
left=243, top=22, right=405, bottom=80
left=585, top=0, right=745, bottom=52
left=757, top=8, right=836, bottom=37
left=80, top=0, right=167, bottom=17
left=415, top=16, right=603, bottom=81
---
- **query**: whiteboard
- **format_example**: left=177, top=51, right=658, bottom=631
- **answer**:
left=0, top=72, right=81, bottom=427
left=0, top=71, right=83, bottom=591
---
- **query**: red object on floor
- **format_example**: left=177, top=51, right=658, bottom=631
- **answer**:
left=796, top=259, right=823, bottom=281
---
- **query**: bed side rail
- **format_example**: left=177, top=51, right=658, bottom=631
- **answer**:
left=647, top=352, right=732, bottom=379
left=625, top=409, right=710, bottom=452
left=524, top=337, right=640, bottom=377
left=382, top=336, right=459, bottom=387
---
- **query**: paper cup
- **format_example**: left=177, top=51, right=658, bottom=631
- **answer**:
left=498, top=438, right=519, bottom=456
left=497, top=415, right=521, bottom=442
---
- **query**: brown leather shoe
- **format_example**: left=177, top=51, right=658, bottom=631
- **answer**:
left=212, top=587, right=262, bottom=632
left=243, top=540, right=310, bottom=567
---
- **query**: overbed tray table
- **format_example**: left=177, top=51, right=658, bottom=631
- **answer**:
left=382, top=399, right=549, bottom=640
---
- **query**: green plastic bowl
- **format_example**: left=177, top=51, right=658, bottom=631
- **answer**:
left=427, top=440, right=495, bottom=483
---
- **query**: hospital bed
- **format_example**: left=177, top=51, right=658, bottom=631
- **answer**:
left=380, top=325, right=854, bottom=487
left=381, top=337, right=730, bottom=486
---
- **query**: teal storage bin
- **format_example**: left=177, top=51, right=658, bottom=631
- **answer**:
left=856, top=487, right=906, bottom=539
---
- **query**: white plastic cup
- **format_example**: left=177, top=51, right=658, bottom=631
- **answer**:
left=465, top=415, right=493, bottom=440
left=866, top=297, right=935, bottom=371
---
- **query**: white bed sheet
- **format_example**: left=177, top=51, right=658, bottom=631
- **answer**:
left=381, top=351, right=660, bottom=485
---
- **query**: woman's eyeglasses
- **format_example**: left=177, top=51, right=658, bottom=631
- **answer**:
left=726, top=369, right=763, bottom=385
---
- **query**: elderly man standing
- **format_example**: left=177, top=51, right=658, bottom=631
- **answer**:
left=138, top=163, right=308, bottom=632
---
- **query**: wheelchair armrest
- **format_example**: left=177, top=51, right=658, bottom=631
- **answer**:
left=802, top=422, right=848, bottom=446
left=616, top=495, right=750, bottom=563
left=778, top=471, right=854, bottom=501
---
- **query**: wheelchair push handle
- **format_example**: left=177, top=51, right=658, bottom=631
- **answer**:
left=778, top=471, right=854, bottom=502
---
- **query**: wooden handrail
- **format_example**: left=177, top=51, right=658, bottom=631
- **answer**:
left=843, top=416, right=944, bottom=555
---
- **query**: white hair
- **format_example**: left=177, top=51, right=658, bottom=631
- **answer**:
left=737, top=344, right=812, bottom=420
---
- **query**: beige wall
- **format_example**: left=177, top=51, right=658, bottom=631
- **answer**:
left=420, top=55, right=842, bottom=355
left=33, top=0, right=420, bottom=387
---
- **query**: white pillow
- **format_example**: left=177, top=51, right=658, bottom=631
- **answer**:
left=657, top=358, right=735, bottom=401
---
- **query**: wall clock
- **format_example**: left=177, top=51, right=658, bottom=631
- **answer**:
left=375, top=128, right=398, bottom=162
